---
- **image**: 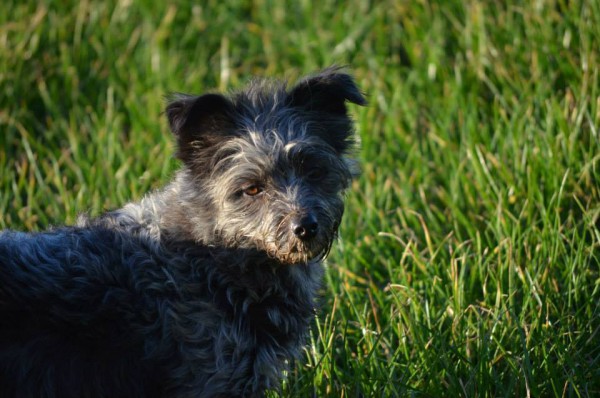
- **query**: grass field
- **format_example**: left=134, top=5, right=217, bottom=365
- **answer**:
left=1, top=0, right=599, bottom=396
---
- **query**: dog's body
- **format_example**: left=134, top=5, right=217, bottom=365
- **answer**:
left=0, top=68, right=365, bottom=397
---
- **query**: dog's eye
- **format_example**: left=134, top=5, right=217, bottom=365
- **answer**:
left=243, top=185, right=263, bottom=196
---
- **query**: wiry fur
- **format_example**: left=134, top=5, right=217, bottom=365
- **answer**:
left=0, top=67, right=365, bottom=397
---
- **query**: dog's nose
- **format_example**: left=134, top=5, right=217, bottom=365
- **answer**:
left=292, top=214, right=318, bottom=240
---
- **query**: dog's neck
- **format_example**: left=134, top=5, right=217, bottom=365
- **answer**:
left=116, top=171, right=216, bottom=245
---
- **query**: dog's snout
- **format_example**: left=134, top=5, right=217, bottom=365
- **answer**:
left=292, top=214, right=318, bottom=240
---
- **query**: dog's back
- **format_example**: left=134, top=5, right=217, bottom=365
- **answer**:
left=0, top=228, right=164, bottom=397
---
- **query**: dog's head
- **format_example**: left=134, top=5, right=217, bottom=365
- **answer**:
left=165, top=67, right=365, bottom=264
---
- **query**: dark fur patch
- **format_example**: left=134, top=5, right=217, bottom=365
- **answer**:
left=166, top=93, right=237, bottom=165
left=287, top=67, right=367, bottom=153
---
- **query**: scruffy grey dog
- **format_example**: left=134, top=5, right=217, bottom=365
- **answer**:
left=0, top=68, right=365, bottom=397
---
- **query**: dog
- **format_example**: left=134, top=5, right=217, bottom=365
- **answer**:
left=0, top=67, right=365, bottom=397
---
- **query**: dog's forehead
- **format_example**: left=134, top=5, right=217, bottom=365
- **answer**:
left=215, top=129, right=336, bottom=180
left=242, top=110, right=308, bottom=141
left=237, top=107, right=318, bottom=149
left=244, top=127, right=332, bottom=160
left=217, top=98, right=342, bottom=171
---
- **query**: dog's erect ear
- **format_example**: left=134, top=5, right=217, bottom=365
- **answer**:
left=287, top=68, right=366, bottom=153
left=288, top=69, right=366, bottom=113
left=166, top=93, right=236, bottom=163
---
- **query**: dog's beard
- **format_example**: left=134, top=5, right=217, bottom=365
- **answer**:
left=263, top=218, right=341, bottom=265
left=264, top=235, right=335, bottom=265
left=211, top=225, right=336, bottom=265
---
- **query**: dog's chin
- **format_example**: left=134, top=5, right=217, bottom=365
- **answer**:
left=275, top=252, right=318, bottom=265
left=267, top=241, right=332, bottom=265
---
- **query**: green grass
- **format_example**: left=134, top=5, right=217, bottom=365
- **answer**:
left=1, top=0, right=599, bottom=396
